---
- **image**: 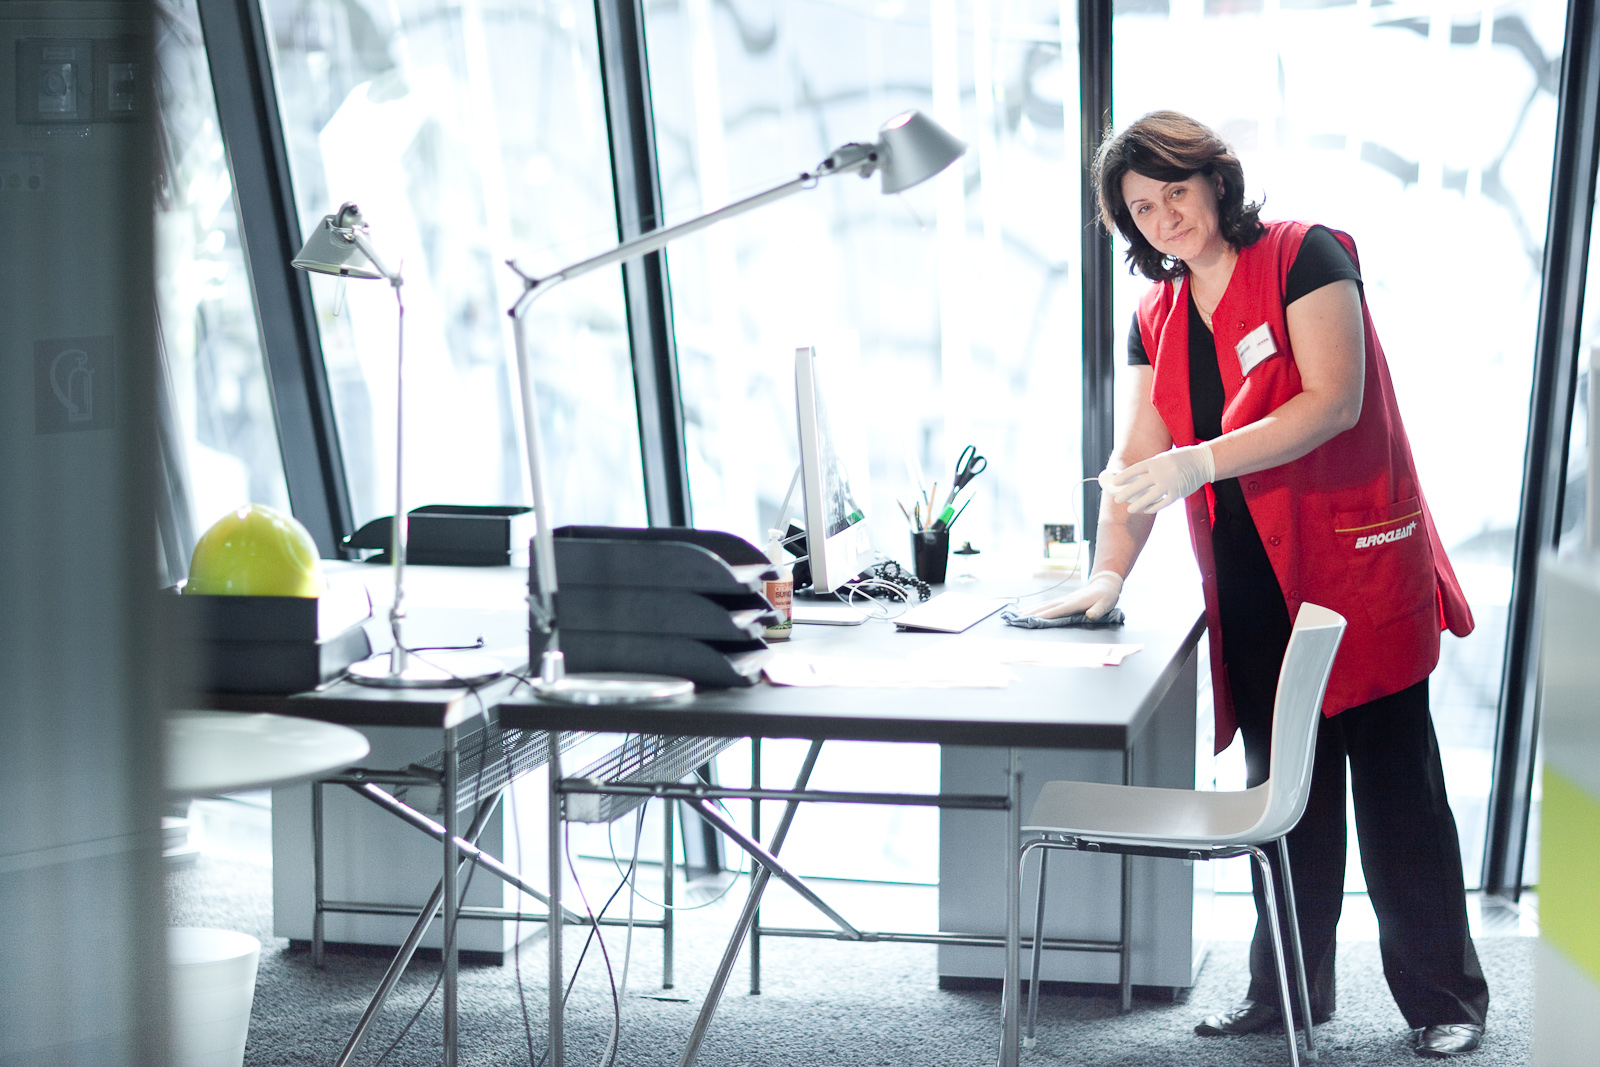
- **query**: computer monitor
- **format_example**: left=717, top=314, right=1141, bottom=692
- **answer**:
left=794, top=342, right=874, bottom=594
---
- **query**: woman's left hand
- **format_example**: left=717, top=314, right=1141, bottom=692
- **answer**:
left=1103, top=442, right=1216, bottom=514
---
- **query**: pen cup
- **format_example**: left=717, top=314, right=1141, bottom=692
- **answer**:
left=912, top=529, right=950, bottom=585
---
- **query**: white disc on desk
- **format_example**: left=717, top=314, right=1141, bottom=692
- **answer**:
left=533, top=672, right=694, bottom=705
left=347, top=651, right=506, bottom=689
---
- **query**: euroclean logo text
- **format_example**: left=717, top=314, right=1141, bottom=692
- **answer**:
left=1354, top=520, right=1418, bottom=550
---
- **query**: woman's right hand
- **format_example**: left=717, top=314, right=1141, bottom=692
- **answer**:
left=1021, top=571, right=1124, bottom=621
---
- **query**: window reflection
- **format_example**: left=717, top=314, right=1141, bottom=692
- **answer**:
left=154, top=0, right=291, bottom=565
left=1110, top=0, right=1567, bottom=889
left=261, top=0, right=647, bottom=529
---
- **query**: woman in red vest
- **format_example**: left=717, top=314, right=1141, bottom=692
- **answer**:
left=1026, top=111, right=1488, bottom=1058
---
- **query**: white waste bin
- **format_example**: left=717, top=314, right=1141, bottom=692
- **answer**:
left=168, top=927, right=260, bottom=1067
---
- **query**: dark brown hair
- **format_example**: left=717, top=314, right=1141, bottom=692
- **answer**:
left=1092, top=110, right=1266, bottom=281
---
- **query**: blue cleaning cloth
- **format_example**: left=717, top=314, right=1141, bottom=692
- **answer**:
left=1001, top=607, right=1126, bottom=629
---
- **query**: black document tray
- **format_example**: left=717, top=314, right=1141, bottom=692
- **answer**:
left=347, top=505, right=533, bottom=566
left=168, top=585, right=373, bottom=693
left=537, top=527, right=777, bottom=595
left=556, top=632, right=768, bottom=688
left=195, top=624, right=371, bottom=693
left=556, top=587, right=776, bottom=641
left=529, top=526, right=779, bottom=687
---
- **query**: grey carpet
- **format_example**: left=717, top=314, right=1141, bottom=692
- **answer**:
left=167, top=857, right=1533, bottom=1066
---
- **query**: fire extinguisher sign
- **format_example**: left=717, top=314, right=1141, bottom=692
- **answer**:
left=35, top=336, right=115, bottom=434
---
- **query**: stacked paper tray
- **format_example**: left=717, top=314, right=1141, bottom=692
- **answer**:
left=529, top=526, right=781, bottom=687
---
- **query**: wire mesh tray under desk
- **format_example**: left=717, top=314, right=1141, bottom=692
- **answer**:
left=562, top=735, right=738, bottom=824
left=407, top=716, right=591, bottom=812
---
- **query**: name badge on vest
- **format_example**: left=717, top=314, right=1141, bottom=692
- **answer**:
left=1236, top=323, right=1278, bottom=375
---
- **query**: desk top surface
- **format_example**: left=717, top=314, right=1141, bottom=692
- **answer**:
left=500, top=581, right=1204, bottom=749
left=190, top=568, right=1203, bottom=744
left=197, top=672, right=527, bottom=730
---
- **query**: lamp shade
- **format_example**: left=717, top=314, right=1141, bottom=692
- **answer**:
left=292, top=208, right=384, bottom=279
left=875, top=110, right=967, bottom=195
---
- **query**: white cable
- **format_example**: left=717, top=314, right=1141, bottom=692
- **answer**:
left=605, top=796, right=750, bottom=911
left=599, top=806, right=647, bottom=1067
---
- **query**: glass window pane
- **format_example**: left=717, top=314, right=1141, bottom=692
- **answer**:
left=260, top=0, right=646, bottom=529
left=155, top=0, right=291, bottom=549
left=1111, top=0, right=1567, bottom=889
left=645, top=0, right=1085, bottom=883
left=647, top=0, right=1086, bottom=567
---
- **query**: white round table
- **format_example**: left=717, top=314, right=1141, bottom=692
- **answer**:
left=165, top=710, right=370, bottom=795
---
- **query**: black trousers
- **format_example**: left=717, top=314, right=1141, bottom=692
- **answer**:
left=1213, top=484, right=1489, bottom=1028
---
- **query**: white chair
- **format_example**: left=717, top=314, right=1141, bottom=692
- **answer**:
left=1004, top=602, right=1346, bottom=1067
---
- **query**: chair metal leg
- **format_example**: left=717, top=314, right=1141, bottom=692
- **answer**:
left=1276, top=838, right=1319, bottom=1062
left=1248, top=845, right=1302, bottom=1067
left=1024, top=846, right=1048, bottom=1048
left=999, top=748, right=1023, bottom=1067
left=312, top=780, right=326, bottom=969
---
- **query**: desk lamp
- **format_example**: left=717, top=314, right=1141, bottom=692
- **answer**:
left=508, top=109, right=966, bottom=704
left=293, top=203, right=505, bottom=688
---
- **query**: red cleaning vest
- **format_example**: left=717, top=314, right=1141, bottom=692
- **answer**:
left=1137, top=220, right=1473, bottom=753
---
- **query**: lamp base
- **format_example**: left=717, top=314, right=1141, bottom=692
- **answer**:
left=347, top=651, right=506, bottom=689
left=532, top=672, right=694, bottom=705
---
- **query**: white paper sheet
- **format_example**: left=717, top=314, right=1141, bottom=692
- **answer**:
left=909, top=638, right=1144, bottom=668
left=762, top=653, right=1014, bottom=689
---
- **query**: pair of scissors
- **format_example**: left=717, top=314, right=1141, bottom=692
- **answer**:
left=952, top=444, right=987, bottom=492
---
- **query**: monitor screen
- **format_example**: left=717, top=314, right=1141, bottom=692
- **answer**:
left=795, top=343, right=874, bottom=593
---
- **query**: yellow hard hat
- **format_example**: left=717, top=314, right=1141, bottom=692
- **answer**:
left=186, top=504, right=325, bottom=597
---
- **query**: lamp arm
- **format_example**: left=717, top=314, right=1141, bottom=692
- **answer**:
left=505, top=140, right=880, bottom=683
left=507, top=144, right=879, bottom=316
left=511, top=311, right=560, bottom=663
left=349, top=230, right=401, bottom=286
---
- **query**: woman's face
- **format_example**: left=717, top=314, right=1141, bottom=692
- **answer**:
left=1121, top=170, right=1227, bottom=268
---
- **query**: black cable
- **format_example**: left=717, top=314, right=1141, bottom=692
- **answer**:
left=532, top=830, right=638, bottom=1067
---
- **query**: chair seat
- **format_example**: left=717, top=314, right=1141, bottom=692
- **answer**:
left=1025, top=779, right=1271, bottom=847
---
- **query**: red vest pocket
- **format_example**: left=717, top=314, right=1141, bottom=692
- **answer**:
left=1332, top=497, right=1437, bottom=632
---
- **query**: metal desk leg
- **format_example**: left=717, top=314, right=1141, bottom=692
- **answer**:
left=548, top=732, right=565, bottom=1067
left=312, top=780, right=326, bottom=969
left=333, top=795, right=503, bottom=1067
left=677, top=740, right=823, bottom=1067
left=750, top=738, right=761, bottom=996
left=663, top=787, right=675, bottom=989
left=1000, top=747, right=1022, bottom=1067
left=1119, top=746, right=1134, bottom=1014
left=442, top=726, right=459, bottom=1067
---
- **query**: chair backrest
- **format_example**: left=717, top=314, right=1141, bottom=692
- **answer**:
left=1251, top=602, right=1347, bottom=842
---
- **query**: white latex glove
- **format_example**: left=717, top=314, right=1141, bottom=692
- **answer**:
left=1023, top=570, right=1124, bottom=621
left=1101, top=443, right=1216, bottom=515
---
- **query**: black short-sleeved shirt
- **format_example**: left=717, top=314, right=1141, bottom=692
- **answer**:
left=1125, top=224, right=1362, bottom=372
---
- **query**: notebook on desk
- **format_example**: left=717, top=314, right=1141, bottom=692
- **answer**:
left=892, top=592, right=1007, bottom=633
